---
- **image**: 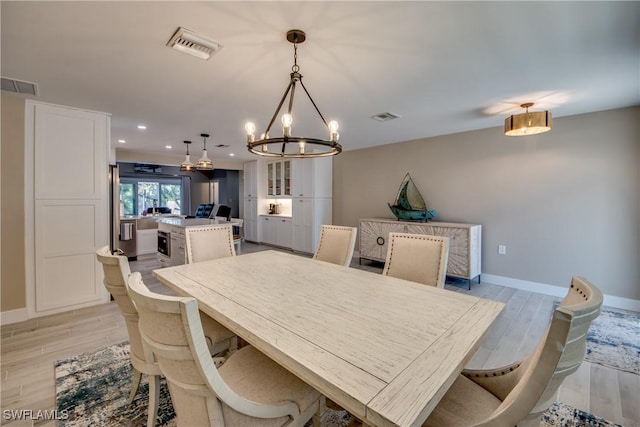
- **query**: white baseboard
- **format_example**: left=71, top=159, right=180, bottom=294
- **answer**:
left=0, top=308, right=29, bottom=325
left=482, top=274, right=640, bottom=312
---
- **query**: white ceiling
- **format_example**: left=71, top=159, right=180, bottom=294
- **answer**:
left=2, top=1, right=639, bottom=163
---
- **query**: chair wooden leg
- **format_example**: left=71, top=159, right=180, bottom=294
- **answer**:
left=128, top=368, right=143, bottom=405
left=147, top=374, right=160, bottom=427
left=311, top=396, right=327, bottom=427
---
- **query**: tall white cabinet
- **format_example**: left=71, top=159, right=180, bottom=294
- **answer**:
left=25, top=101, right=110, bottom=317
left=243, top=161, right=259, bottom=242
left=243, top=157, right=332, bottom=253
left=291, top=158, right=332, bottom=253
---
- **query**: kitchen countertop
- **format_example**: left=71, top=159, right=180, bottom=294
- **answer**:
left=121, top=215, right=183, bottom=220
left=259, top=214, right=292, bottom=218
left=158, top=217, right=241, bottom=228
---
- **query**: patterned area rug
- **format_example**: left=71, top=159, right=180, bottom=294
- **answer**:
left=585, top=308, right=640, bottom=375
left=55, top=342, right=623, bottom=427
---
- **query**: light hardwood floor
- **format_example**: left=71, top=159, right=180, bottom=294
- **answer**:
left=1, top=242, right=638, bottom=426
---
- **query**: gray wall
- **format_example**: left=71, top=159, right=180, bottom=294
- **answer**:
left=333, top=107, right=640, bottom=301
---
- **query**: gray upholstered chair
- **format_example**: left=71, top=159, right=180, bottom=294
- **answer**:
left=312, top=225, right=358, bottom=267
left=96, top=246, right=162, bottom=427
left=422, top=276, right=603, bottom=427
left=127, top=272, right=326, bottom=427
left=382, top=233, right=449, bottom=288
left=185, top=224, right=236, bottom=264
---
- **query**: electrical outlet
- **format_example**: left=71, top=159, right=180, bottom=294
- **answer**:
left=498, top=245, right=506, bottom=255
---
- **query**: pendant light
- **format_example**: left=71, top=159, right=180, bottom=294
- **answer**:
left=244, top=29, right=342, bottom=158
left=504, top=103, right=552, bottom=136
left=180, top=140, right=195, bottom=171
left=196, top=133, right=214, bottom=170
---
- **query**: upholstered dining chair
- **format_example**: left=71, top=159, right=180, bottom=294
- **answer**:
left=312, top=225, right=358, bottom=267
left=185, top=224, right=236, bottom=264
left=127, top=272, right=326, bottom=427
left=422, top=276, right=603, bottom=427
left=96, top=246, right=239, bottom=426
left=96, top=246, right=163, bottom=427
left=382, top=233, right=449, bottom=288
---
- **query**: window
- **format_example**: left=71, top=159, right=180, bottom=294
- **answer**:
left=120, top=178, right=182, bottom=215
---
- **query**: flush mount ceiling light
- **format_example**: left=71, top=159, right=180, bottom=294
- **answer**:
left=167, top=27, right=222, bottom=60
left=180, top=140, right=195, bottom=171
left=504, top=103, right=552, bottom=136
left=196, top=133, right=214, bottom=170
left=244, top=29, right=341, bottom=158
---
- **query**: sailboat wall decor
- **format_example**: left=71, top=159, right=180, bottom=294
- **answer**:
left=388, top=173, right=437, bottom=222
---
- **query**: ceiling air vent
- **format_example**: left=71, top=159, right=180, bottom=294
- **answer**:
left=215, top=144, right=230, bottom=148
left=370, top=112, right=401, bottom=122
left=167, top=27, right=222, bottom=60
left=1, top=77, right=39, bottom=96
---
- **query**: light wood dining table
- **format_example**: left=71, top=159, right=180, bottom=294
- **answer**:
left=153, top=250, right=504, bottom=427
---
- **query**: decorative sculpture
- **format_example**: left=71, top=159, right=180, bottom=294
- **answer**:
left=388, top=173, right=437, bottom=222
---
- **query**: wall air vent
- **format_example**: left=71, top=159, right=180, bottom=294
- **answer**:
left=370, top=112, right=401, bottom=122
left=166, top=27, right=222, bottom=60
left=1, top=77, right=39, bottom=96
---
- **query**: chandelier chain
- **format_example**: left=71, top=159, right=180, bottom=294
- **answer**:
left=292, top=43, right=300, bottom=73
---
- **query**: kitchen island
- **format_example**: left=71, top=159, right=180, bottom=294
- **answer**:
left=157, top=217, right=240, bottom=267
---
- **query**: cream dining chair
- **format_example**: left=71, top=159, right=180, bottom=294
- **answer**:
left=97, top=246, right=240, bottom=426
left=96, top=246, right=161, bottom=427
left=183, top=223, right=238, bottom=353
left=185, top=224, right=236, bottom=264
left=127, top=272, right=326, bottom=427
left=422, top=276, right=603, bottom=427
left=382, top=233, right=449, bottom=288
left=312, top=225, right=358, bottom=267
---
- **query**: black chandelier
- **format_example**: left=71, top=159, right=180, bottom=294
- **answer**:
left=244, top=29, right=342, bottom=158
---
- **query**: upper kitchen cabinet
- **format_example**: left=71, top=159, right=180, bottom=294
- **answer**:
left=265, top=159, right=291, bottom=197
left=243, top=161, right=258, bottom=198
left=291, top=157, right=332, bottom=198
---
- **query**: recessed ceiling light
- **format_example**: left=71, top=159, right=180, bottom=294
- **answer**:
left=229, top=153, right=235, bottom=157
left=137, top=124, right=147, bottom=130
left=165, top=145, right=172, bottom=149
left=118, top=139, right=126, bottom=143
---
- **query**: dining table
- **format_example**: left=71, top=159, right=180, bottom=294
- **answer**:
left=153, top=250, right=504, bottom=427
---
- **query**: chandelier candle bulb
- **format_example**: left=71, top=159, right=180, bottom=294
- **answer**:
left=282, top=113, right=293, bottom=137
left=298, top=141, right=305, bottom=154
left=328, top=120, right=339, bottom=142
left=245, top=122, right=256, bottom=142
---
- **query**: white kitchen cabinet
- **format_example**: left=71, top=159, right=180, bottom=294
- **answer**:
left=243, top=161, right=258, bottom=198
left=243, top=197, right=258, bottom=242
left=136, top=229, right=157, bottom=255
left=359, top=218, right=482, bottom=285
left=291, top=158, right=332, bottom=198
left=25, top=100, right=110, bottom=317
left=243, top=161, right=259, bottom=242
left=260, top=216, right=291, bottom=248
left=292, top=197, right=332, bottom=254
left=266, top=160, right=291, bottom=197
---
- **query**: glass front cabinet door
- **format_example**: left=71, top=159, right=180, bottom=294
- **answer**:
left=266, top=160, right=291, bottom=197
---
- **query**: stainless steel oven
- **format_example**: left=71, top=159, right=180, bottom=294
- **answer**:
left=157, top=230, right=170, bottom=257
